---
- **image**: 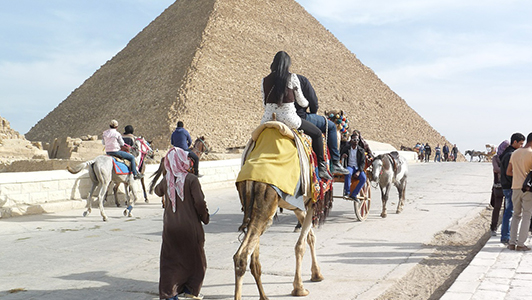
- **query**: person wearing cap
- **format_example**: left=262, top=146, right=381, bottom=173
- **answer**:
left=171, top=121, right=199, bottom=176
left=103, top=120, right=143, bottom=180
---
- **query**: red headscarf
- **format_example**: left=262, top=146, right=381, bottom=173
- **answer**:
left=164, top=147, right=190, bottom=212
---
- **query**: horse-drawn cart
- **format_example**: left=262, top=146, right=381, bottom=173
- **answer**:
left=332, top=165, right=372, bottom=221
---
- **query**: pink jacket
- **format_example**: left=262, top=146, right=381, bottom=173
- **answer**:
left=102, top=128, right=124, bottom=152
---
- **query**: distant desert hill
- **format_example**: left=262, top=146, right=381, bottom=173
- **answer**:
left=26, top=0, right=455, bottom=153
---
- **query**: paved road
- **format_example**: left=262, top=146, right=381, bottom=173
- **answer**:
left=0, top=162, right=492, bottom=300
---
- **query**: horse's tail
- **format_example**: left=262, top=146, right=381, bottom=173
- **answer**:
left=67, top=160, right=94, bottom=174
left=236, top=180, right=255, bottom=233
left=149, top=157, right=165, bottom=194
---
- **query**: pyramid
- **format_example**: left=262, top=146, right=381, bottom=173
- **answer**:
left=26, top=0, right=453, bottom=152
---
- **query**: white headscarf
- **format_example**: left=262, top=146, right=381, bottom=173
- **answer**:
left=164, top=147, right=191, bottom=212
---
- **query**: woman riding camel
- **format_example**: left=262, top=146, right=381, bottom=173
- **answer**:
left=260, top=51, right=331, bottom=180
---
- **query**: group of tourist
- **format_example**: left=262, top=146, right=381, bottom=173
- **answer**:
left=489, top=132, right=532, bottom=252
left=135, top=50, right=364, bottom=300
left=414, top=142, right=458, bottom=162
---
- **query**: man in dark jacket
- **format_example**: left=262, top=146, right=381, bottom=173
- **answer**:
left=294, top=74, right=349, bottom=175
left=424, top=143, right=432, bottom=162
left=499, top=132, right=525, bottom=244
left=171, top=121, right=199, bottom=175
left=340, top=132, right=366, bottom=202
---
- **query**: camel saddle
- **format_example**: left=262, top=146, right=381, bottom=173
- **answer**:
left=237, top=121, right=312, bottom=202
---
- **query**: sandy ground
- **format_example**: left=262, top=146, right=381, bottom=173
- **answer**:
left=376, top=208, right=492, bottom=300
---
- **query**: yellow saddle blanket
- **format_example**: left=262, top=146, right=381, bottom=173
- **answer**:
left=236, top=122, right=310, bottom=196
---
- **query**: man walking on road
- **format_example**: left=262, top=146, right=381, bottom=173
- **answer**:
left=499, top=133, right=525, bottom=244
left=506, top=132, right=532, bottom=251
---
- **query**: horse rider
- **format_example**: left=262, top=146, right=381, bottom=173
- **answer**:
left=122, top=125, right=135, bottom=147
left=103, top=119, right=143, bottom=180
left=340, top=131, right=367, bottom=202
left=294, top=74, right=349, bottom=176
left=171, top=121, right=199, bottom=176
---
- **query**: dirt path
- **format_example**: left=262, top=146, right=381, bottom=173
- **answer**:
left=376, top=208, right=492, bottom=300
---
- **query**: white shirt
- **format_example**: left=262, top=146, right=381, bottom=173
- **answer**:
left=348, top=147, right=358, bottom=168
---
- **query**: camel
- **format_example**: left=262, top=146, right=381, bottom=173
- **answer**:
left=234, top=181, right=323, bottom=300
left=233, top=121, right=331, bottom=300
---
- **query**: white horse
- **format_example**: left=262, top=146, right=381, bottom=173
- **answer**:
left=67, top=147, right=140, bottom=221
left=368, top=152, right=408, bottom=218
left=111, top=137, right=154, bottom=206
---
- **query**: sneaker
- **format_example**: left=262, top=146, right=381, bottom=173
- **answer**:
left=350, top=194, right=361, bottom=204
left=332, top=161, right=349, bottom=175
left=507, top=244, right=516, bottom=250
left=184, top=293, right=204, bottom=300
left=516, top=245, right=531, bottom=251
left=491, top=230, right=497, bottom=237
left=501, top=239, right=509, bottom=245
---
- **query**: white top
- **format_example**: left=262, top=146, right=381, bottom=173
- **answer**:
left=348, top=147, right=358, bottom=168
left=260, top=73, right=309, bottom=129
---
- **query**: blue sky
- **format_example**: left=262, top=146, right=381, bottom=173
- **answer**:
left=1, top=0, right=531, bottom=153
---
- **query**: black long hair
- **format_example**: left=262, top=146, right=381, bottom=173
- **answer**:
left=269, top=51, right=291, bottom=105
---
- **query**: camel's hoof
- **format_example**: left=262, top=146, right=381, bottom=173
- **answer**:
left=380, top=213, right=387, bottom=218
left=102, top=217, right=108, bottom=222
left=291, top=288, right=309, bottom=297
left=396, top=209, right=403, bottom=214
left=311, top=274, right=324, bottom=282
left=123, top=209, right=128, bottom=217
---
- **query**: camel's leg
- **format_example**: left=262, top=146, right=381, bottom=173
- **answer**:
left=250, top=241, right=269, bottom=300
left=381, top=185, right=390, bottom=218
left=291, top=206, right=313, bottom=296
left=294, top=209, right=323, bottom=282
left=234, top=225, right=265, bottom=300
left=234, top=183, right=278, bottom=300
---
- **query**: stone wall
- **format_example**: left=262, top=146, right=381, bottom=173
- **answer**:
left=0, top=158, right=242, bottom=218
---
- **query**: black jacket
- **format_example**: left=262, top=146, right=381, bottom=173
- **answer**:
left=340, top=143, right=366, bottom=171
left=294, top=74, right=319, bottom=119
left=500, top=146, right=517, bottom=189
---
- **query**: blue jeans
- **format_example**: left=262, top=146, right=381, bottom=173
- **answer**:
left=305, top=113, right=340, bottom=162
left=434, top=152, right=441, bottom=162
left=107, top=151, right=138, bottom=175
left=501, top=189, right=513, bottom=242
left=344, top=166, right=366, bottom=198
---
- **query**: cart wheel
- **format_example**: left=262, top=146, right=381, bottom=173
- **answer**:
left=354, top=182, right=371, bottom=221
